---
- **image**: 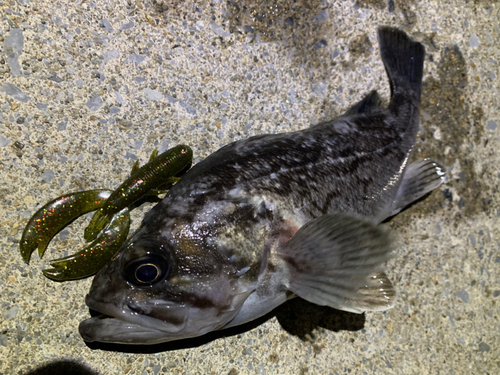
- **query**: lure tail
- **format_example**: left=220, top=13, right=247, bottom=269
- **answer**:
left=84, top=209, right=110, bottom=242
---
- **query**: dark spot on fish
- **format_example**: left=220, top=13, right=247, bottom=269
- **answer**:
left=194, top=194, right=207, bottom=206
left=185, top=293, right=221, bottom=310
left=147, top=309, right=186, bottom=327
left=281, top=254, right=312, bottom=275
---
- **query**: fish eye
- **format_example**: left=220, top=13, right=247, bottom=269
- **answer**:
left=121, top=241, right=170, bottom=286
left=123, top=254, right=170, bottom=286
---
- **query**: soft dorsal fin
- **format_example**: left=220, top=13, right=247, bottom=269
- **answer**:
left=343, top=90, right=383, bottom=116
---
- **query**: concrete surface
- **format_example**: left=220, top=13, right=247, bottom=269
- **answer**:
left=0, top=0, right=498, bottom=374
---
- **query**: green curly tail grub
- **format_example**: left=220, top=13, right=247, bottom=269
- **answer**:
left=43, top=208, right=130, bottom=281
left=20, top=189, right=113, bottom=263
left=20, top=144, right=193, bottom=282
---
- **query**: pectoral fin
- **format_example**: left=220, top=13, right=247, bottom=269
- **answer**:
left=278, top=213, right=395, bottom=314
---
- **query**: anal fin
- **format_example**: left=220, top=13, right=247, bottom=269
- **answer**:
left=390, top=158, right=447, bottom=216
left=278, top=213, right=396, bottom=314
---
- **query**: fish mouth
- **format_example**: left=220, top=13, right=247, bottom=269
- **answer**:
left=79, top=294, right=188, bottom=345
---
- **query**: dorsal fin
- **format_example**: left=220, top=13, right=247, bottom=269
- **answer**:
left=343, top=90, right=383, bottom=116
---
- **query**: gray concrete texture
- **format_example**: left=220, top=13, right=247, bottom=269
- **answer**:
left=0, top=0, right=499, bottom=374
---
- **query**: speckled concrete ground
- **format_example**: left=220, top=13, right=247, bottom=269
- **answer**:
left=1, top=0, right=499, bottom=374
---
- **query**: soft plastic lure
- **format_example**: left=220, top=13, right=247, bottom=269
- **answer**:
left=20, top=189, right=113, bottom=263
left=84, top=145, right=193, bottom=241
left=20, top=144, right=193, bottom=281
left=43, top=208, right=130, bottom=281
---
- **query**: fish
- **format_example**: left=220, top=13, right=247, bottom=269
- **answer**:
left=79, top=27, right=447, bottom=345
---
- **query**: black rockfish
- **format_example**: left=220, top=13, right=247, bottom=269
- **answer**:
left=79, top=27, right=446, bottom=344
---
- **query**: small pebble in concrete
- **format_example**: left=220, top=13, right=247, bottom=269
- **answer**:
left=487, top=120, right=497, bottom=130
left=456, top=289, right=469, bottom=303
left=0, top=83, right=30, bottom=102
left=469, top=33, right=480, bottom=48
left=86, top=94, right=104, bottom=111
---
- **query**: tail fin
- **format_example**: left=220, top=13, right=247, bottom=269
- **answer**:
left=378, top=27, right=425, bottom=105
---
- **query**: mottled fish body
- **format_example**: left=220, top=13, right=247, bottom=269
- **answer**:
left=80, top=27, right=446, bottom=345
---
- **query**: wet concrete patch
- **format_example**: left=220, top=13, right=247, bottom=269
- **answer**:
left=418, top=45, right=488, bottom=217
left=392, top=42, right=491, bottom=233
left=226, top=0, right=324, bottom=42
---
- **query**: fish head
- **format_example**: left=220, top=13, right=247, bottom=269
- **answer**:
left=79, top=224, right=256, bottom=345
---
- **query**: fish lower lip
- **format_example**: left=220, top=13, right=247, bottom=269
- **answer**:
left=79, top=315, right=178, bottom=345
left=82, top=294, right=188, bottom=336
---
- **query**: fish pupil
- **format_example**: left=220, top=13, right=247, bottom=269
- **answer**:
left=135, top=263, right=159, bottom=283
